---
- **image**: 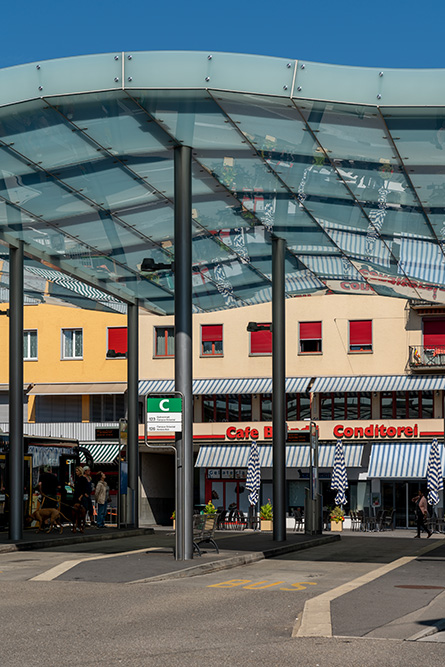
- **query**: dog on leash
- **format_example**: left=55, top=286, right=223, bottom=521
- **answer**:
left=72, top=502, right=87, bottom=533
left=26, top=508, right=66, bottom=534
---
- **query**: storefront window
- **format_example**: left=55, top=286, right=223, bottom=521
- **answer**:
left=320, top=394, right=333, bottom=420
left=421, top=391, right=434, bottom=418
left=202, top=394, right=252, bottom=422
left=261, top=394, right=272, bottom=421
left=381, top=392, right=394, bottom=419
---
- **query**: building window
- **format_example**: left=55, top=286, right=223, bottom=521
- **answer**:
left=202, top=394, right=252, bottom=422
left=381, top=391, right=435, bottom=419
left=319, top=392, right=372, bottom=420
left=35, top=395, right=82, bottom=423
left=349, top=320, right=372, bottom=352
left=423, top=318, right=445, bottom=349
left=201, top=324, right=223, bottom=356
left=155, top=326, right=174, bottom=358
left=90, top=394, right=126, bottom=422
left=61, top=328, right=83, bottom=359
left=299, top=321, right=322, bottom=354
left=107, top=327, right=127, bottom=358
left=261, top=393, right=311, bottom=421
left=24, top=330, right=37, bottom=360
left=249, top=323, right=272, bottom=355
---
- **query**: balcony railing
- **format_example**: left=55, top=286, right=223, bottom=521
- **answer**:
left=409, top=345, right=445, bottom=369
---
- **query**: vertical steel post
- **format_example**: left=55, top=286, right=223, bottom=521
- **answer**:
left=127, top=301, right=139, bottom=528
left=174, top=145, right=193, bottom=560
left=9, top=242, right=24, bottom=541
left=272, top=236, right=286, bottom=542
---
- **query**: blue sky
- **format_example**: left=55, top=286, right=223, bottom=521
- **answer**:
left=2, top=0, right=445, bottom=70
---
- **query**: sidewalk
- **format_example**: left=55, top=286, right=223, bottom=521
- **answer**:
left=0, top=524, right=340, bottom=581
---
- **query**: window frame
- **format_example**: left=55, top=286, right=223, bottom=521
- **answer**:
left=154, top=326, right=175, bottom=358
left=106, top=326, right=128, bottom=359
left=23, top=329, right=38, bottom=361
left=61, top=328, right=83, bottom=360
left=348, top=319, right=373, bottom=353
left=249, top=322, right=272, bottom=356
left=200, top=324, right=224, bottom=357
left=298, top=321, right=322, bottom=355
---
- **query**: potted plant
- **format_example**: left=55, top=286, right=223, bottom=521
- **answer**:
left=171, top=510, right=175, bottom=530
left=204, top=500, right=217, bottom=515
left=330, top=506, right=345, bottom=532
left=260, top=500, right=273, bottom=531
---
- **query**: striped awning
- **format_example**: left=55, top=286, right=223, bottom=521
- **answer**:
left=195, top=444, right=363, bottom=468
left=368, top=442, right=445, bottom=478
left=139, top=377, right=311, bottom=396
left=310, top=375, right=445, bottom=393
left=79, top=444, right=121, bottom=464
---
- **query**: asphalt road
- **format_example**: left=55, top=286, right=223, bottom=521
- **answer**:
left=1, top=534, right=444, bottom=666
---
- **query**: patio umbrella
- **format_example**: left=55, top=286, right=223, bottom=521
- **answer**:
left=245, top=440, right=261, bottom=506
left=331, top=439, right=348, bottom=506
left=427, top=438, right=444, bottom=506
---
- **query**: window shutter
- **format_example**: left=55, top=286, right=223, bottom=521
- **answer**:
left=108, top=327, right=128, bottom=354
left=423, top=319, right=445, bottom=347
left=349, top=320, right=372, bottom=345
left=201, top=325, right=223, bottom=342
left=250, top=325, right=272, bottom=354
left=299, top=321, right=322, bottom=340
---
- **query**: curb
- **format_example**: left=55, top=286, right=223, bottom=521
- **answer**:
left=407, top=618, right=445, bottom=641
left=0, top=528, right=154, bottom=553
left=128, top=534, right=340, bottom=584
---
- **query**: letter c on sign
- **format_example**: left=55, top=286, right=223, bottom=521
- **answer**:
left=159, top=399, right=169, bottom=411
left=333, top=425, right=344, bottom=438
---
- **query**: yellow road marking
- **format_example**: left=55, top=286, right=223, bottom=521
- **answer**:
left=208, top=578, right=318, bottom=591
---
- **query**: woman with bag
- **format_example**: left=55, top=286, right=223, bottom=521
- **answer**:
left=95, top=472, right=109, bottom=528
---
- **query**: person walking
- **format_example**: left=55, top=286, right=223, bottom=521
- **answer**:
left=94, top=472, right=109, bottom=528
left=412, top=489, right=432, bottom=538
left=38, top=466, right=60, bottom=509
left=83, top=466, right=95, bottom=526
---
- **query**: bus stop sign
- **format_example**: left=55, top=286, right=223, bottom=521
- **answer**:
left=146, top=396, right=183, bottom=432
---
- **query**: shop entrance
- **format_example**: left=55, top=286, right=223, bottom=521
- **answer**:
left=381, top=481, right=422, bottom=528
left=205, top=478, right=249, bottom=513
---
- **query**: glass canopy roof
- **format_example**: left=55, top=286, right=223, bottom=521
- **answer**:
left=1, top=51, right=445, bottom=314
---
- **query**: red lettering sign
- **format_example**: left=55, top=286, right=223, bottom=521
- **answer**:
left=333, top=423, right=419, bottom=439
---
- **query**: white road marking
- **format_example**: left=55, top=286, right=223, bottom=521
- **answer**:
left=294, top=538, right=443, bottom=638
left=30, top=547, right=157, bottom=581
left=294, top=556, right=415, bottom=638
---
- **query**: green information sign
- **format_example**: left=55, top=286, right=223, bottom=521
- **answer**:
left=146, top=396, right=183, bottom=432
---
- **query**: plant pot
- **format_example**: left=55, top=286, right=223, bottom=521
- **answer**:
left=260, top=520, right=273, bottom=531
left=172, top=520, right=175, bottom=530
left=330, top=521, right=343, bottom=532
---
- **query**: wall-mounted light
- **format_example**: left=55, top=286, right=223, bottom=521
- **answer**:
left=247, top=322, right=272, bottom=332
left=141, top=258, right=174, bottom=272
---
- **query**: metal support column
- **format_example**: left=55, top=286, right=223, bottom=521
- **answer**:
left=9, top=242, right=24, bottom=541
left=127, top=301, right=139, bottom=528
left=272, top=236, right=286, bottom=542
left=174, top=145, right=193, bottom=560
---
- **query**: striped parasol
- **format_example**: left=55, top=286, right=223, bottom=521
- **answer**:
left=245, top=440, right=261, bottom=506
left=427, top=438, right=443, bottom=506
left=331, top=439, right=348, bottom=506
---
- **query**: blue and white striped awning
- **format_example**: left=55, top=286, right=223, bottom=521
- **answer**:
left=368, top=442, right=445, bottom=478
left=310, top=375, right=445, bottom=393
left=398, top=237, right=445, bottom=286
left=139, top=377, right=311, bottom=396
left=195, top=444, right=363, bottom=468
left=79, top=444, right=121, bottom=464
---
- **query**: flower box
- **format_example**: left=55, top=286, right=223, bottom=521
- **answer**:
left=330, top=521, right=343, bottom=532
left=260, top=520, right=273, bottom=531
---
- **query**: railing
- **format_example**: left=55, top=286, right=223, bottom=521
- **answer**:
left=408, top=345, right=445, bottom=369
